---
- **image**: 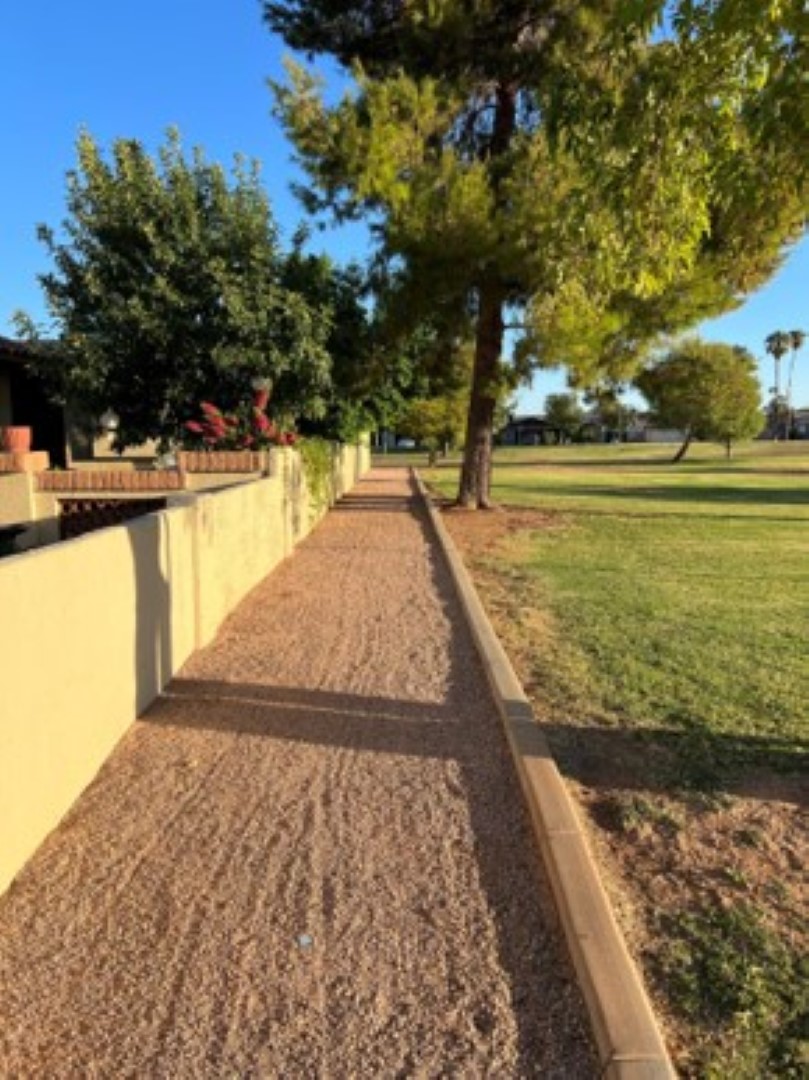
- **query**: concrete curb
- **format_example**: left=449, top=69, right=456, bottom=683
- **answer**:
left=413, top=471, right=676, bottom=1080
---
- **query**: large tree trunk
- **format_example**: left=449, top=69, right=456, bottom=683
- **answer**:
left=456, top=82, right=516, bottom=509
left=457, top=282, right=504, bottom=507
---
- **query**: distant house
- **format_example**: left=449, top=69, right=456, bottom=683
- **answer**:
left=0, top=339, right=148, bottom=464
left=0, top=338, right=69, bottom=466
left=640, top=427, right=686, bottom=443
left=498, top=414, right=563, bottom=445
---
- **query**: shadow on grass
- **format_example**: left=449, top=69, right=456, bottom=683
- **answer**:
left=495, top=482, right=809, bottom=508
left=492, top=454, right=677, bottom=469
left=492, top=457, right=809, bottom=475
left=539, top=721, right=808, bottom=805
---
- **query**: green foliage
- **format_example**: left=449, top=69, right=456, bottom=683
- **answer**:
left=392, top=330, right=476, bottom=455
left=20, top=130, right=334, bottom=449
left=789, top=330, right=806, bottom=354
left=543, top=393, right=584, bottom=442
left=298, top=435, right=334, bottom=512
left=397, top=392, right=467, bottom=457
left=765, top=331, right=792, bottom=366
left=765, top=328, right=807, bottom=438
left=581, top=382, right=638, bottom=440
left=267, top=1, right=808, bottom=504
left=635, top=338, right=763, bottom=456
left=279, top=241, right=377, bottom=440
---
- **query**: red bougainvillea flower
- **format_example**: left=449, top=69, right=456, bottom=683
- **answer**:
left=184, top=395, right=299, bottom=451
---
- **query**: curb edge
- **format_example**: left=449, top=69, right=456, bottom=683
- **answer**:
left=413, top=470, right=676, bottom=1080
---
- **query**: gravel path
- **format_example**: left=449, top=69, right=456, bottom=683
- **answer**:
left=0, top=469, right=596, bottom=1077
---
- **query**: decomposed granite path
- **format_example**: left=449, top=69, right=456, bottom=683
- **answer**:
left=0, top=468, right=597, bottom=1078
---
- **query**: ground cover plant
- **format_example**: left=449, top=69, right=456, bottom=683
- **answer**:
left=419, top=441, right=808, bottom=1077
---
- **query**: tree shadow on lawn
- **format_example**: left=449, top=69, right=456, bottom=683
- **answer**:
left=493, top=458, right=809, bottom=475
left=495, top=481, right=809, bottom=508
left=493, top=454, right=678, bottom=469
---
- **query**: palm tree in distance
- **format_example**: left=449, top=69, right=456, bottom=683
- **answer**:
left=765, top=331, right=792, bottom=438
left=786, top=330, right=806, bottom=437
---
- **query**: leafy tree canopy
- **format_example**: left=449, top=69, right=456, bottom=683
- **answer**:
left=266, top=0, right=808, bottom=505
left=18, top=130, right=337, bottom=449
left=279, top=236, right=376, bottom=440
left=581, top=381, right=638, bottom=439
left=397, top=392, right=468, bottom=460
left=635, top=338, right=763, bottom=459
left=543, top=392, right=584, bottom=441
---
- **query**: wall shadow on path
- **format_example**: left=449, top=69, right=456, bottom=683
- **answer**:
left=148, top=674, right=595, bottom=1074
left=157, top=680, right=462, bottom=760
left=332, top=493, right=414, bottom=513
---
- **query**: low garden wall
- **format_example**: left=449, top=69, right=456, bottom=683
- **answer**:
left=0, top=439, right=370, bottom=895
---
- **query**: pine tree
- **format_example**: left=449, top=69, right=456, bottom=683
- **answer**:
left=266, top=1, right=808, bottom=505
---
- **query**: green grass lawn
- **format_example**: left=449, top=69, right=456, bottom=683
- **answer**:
left=425, top=441, right=808, bottom=1075
left=427, top=441, right=808, bottom=772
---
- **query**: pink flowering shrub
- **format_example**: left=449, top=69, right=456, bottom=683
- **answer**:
left=183, top=389, right=297, bottom=450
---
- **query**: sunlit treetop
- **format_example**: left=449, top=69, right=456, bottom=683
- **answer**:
left=265, top=0, right=807, bottom=504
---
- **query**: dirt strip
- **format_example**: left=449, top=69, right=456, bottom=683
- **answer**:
left=0, top=468, right=596, bottom=1078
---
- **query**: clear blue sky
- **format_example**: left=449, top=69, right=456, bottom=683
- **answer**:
left=1, top=1, right=807, bottom=410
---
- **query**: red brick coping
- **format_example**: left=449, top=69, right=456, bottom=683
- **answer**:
left=32, top=450, right=272, bottom=492
left=37, top=470, right=182, bottom=492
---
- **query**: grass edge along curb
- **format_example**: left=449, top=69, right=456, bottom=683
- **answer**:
left=412, top=470, right=676, bottom=1080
